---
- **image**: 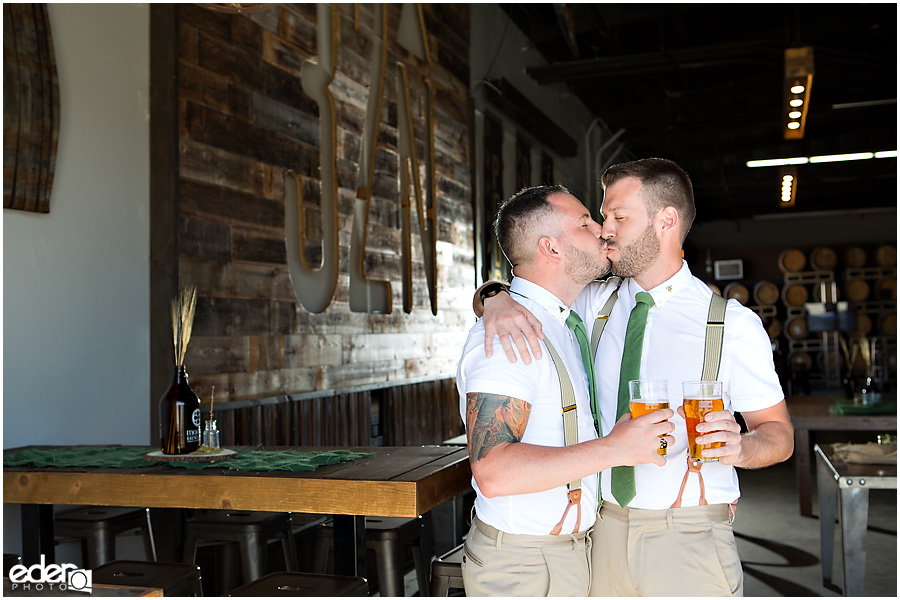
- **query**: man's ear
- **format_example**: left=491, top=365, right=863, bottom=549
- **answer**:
left=658, top=206, right=679, bottom=237
left=537, top=236, right=561, bottom=261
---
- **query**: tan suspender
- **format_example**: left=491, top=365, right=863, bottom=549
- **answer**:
left=672, top=292, right=727, bottom=509
left=591, top=277, right=623, bottom=360
left=702, top=293, right=727, bottom=381
left=543, top=337, right=583, bottom=535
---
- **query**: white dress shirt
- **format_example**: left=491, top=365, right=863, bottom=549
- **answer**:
left=457, top=277, right=600, bottom=534
left=573, top=261, right=784, bottom=509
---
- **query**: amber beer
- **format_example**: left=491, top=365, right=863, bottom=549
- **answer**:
left=682, top=381, right=724, bottom=462
left=629, top=380, right=669, bottom=455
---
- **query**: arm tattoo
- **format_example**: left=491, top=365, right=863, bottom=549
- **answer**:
left=466, top=392, right=530, bottom=463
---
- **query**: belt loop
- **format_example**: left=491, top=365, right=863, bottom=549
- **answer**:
left=495, top=530, right=503, bottom=549
left=666, top=509, right=674, bottom=530
left=728, top=502, right=737, bottom=525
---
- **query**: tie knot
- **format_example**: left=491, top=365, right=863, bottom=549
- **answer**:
left=635, top=292, right=655, bottom=307
left=565, top=310, right=585, bottom=330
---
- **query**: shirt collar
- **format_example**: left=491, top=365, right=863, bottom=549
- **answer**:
left=625, top=260, right=693, bottom=308
left=509, top=277, right=571, bottom=324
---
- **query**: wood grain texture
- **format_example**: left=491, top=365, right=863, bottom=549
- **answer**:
left=4, top=445, right=471, bottom=518
left=152, top=4, right=474, bottom=435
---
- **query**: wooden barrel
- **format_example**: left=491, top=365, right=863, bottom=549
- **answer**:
left=844, top=278, right=871, bottom=302
left=753, top=281, right=780, bottom=305
left=724, top=282, right=750, bottom=305
left=784, top=317, right=808, bottom=340
left=810, top=247, right=837, bottom=271
left=875, top=244, right=896, bottom=267
left=875, top=277, right=897, bottom=301
left=778, top=248, right=806, bottom=273
left=706, top=283, right=721, bottom=296
left=879, top=312, right=896, bottom=336
left=852, top=313, right=873, bottom=336
left=763, top=317, right=782, bottom=340
left=782, top=284, right=809, bottom=306
left=844, top=246, right=867, bottom=268
left=788, top=351, right=812, bottom=372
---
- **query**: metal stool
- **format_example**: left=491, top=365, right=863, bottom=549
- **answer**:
left=226, top=571, right=369, bottom=596
left=430, top=543, right=465, bottom=596
left=183, top=511, right=298, bottom=590
left=92, top=559, right=203, bottom=596
left=315, top=516, right=431, bottom=597
left=54, top=506, right=156, bottom=568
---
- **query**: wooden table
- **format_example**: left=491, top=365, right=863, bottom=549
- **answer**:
left=786, top=395, right=896, bottom=516
left=3, top=445, right=471, bottom=579
left=815, top=443, right=897, bottom=596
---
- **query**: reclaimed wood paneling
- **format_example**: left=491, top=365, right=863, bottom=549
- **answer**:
left=152, top=4, right=474, bottom=444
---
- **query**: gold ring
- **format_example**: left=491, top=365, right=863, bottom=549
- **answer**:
left=659, top=438, right=668, bottom=450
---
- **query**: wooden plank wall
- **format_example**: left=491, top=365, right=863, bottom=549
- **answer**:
left=159, top=4, right=475, bottom=444
left=214, top=377, right=464, bottom=447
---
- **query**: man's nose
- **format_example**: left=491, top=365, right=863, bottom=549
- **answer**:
left=600, top=222, right=614, bottom=239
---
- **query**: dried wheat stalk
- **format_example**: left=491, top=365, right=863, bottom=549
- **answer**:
left=170, top=285, right=198, bottom=366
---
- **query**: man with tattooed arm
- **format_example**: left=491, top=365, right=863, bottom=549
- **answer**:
left=456, top=185, right=674, bottom=596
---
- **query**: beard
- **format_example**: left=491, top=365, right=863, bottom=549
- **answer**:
left=564, top=240, right=611, bottom=284
left=608, top=223, right=660, bottom=278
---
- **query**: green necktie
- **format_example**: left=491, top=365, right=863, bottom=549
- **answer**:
left=566, top=310, right=600, bottom=436
left=611, top=291, right=655, bottom=507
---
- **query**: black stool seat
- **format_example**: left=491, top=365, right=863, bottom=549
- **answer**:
left=92, top=559, right=202, bottom=596
left=184, top=511, right=298, bottom=590
left=316, top=516, right=431, bottom=597
left=54, top=506, right=156, bottom=568
left=430, top=543, right=465, bottom=596
left=226, top=571, right=368, bottom=596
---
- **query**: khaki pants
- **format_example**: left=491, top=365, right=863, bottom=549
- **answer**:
left=589, top=502, right=743, bottom=597
left=461, top=515, right=594, bottom=597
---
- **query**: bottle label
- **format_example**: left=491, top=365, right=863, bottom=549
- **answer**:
left=191, top=408, right=201, bottom=428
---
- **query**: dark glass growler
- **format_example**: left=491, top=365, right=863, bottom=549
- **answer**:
left=159, top=365, right=201, bottom=454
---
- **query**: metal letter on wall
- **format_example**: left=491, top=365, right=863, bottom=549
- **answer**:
left=285, top=4, right=339, bottom=314
left=3, top=3, right=60, bottom=213
left=350, top=4, right=392, bottom=314
left=395, top=6, right=437, bottom=315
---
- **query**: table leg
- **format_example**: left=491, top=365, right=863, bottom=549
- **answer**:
left=839, top=487, right=869, bottom=597
left=795, top=428, right=813, bottom=516
left=332, top=515, right=366, bottom=578
left=21, top=504, right=54, bottom=565
left=816, top=455, right=838, bottom=586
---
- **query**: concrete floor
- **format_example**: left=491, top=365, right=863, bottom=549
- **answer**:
left=404, top=458, right=897, bottom=597
left=734, top=459, right=896, bottom=598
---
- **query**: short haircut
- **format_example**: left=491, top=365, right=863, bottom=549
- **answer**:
left=494, top=185, right=570, bottom=267
left=600, top=158, right=696, bottom=242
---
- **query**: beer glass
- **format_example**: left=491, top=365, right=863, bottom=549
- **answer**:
left=682, top=381, right=724, bottom=462
left=629, top=379, right=669, bottom=455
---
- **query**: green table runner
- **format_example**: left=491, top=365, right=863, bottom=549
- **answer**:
left=3, top=447, right=372, bottom=472
left=828, top=396, right=897, bottom=416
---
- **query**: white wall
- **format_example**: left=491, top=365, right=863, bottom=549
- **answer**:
left=3, top=3, right=150, bottom=555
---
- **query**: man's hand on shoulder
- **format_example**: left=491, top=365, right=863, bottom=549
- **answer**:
left=482, top=291, right=544, bottom=364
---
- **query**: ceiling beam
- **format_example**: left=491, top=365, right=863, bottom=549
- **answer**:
left=528, top=41, right=782, bottom=83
